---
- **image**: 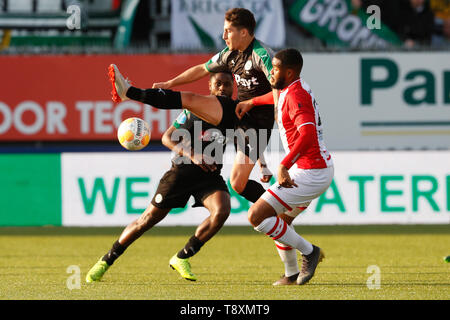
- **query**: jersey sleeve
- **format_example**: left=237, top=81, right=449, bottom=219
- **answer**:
left=287, top=91, right=316, bottom=132
left=173, top=110, right=190, bottom=129
left=280, top=124, right=316, bottom=169
left=252, top=91, right=274, bottom=106
left=280, top=91, right=317, bottom=169
left=252, top=40, right=275, bottom=81
left=205, top=47, right=230, bottom=73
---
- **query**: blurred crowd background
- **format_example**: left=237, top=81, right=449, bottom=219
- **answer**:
left=0, top=0, right=449, bottom=54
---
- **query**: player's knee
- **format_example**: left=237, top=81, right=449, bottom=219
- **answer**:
left=211, top=206, right=230, bottom=227
left=230, top=177, right=247, bottom=194
left=135, top=215, right=152, bottom=232
left=247, top=207, right=259, bottom=227
left=139, top=208, right=166, bottom=230
left=279, top=213, right=295, bottom=225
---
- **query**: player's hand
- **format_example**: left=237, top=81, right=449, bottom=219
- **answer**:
left=152, top=81, right=172, bottom=89
left=191, top=153, right=217, bottom=172
left=277, top=165, right=298, bottom=188
left=260, top=164, right=273, bottom=183
left=235, top=99, right=254, bottom=119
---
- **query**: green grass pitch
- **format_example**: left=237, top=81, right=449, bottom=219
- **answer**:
left=0, top=225, right=448, bottom=300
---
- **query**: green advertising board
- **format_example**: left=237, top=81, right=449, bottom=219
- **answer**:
left=0, top=154, right=61, bottom=226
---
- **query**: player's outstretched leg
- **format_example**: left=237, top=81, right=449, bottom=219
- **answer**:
left=108, top=64, right=225, bottom=127
left=109, top=64, right=131, bottom=102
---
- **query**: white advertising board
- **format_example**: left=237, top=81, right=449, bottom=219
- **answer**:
left=62, top=151, right=450, bottom=226
left=301, top=52, right=450, bottom=150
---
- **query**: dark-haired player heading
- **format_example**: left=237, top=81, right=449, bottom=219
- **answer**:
left=86, top=72, right=234, bottom=283
left=108, top=48, right=333, bottom=285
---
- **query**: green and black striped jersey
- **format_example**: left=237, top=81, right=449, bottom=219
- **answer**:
left=205, top=38, right=274, bottom=102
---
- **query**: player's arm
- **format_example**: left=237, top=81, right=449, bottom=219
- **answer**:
left=281, top=95, right=316, bottom=171
left=235, top=91, right=274, bottom=119
left=278, top=96, right=316, bottom=188
left=277, top=124, right=315, bottom=189
left=161, top=118, right=217, bottom=172
left=280, top=124, right=315, bottom=170
left=161, top=125, right=186, bottom=156
left=153, top=48, right=229, bottom=89
left=152, top=64, right=210, bottom=89
left=257, top=153, right=273, bottom=183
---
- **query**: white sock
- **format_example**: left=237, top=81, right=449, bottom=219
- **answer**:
left=255, top=216, right=313, bottom=255
left=274, top=240, right=299, bottom=277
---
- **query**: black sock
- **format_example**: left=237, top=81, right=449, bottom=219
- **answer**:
left=126, top=87, right=182, bottom=109
left=239, top=179, right=266, bottom=203
left=102, top=240, right=126, bottom=266
left=177, top=236, right=204, bottom=259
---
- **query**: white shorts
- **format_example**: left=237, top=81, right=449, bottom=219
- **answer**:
left=261, top=166, right=334, bottom=218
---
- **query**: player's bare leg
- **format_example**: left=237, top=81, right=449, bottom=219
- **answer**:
left=109, top=64, right=224, bottom=126
left=230, top=152, right=254, bottom=194
left=118, top=205, right=171, bottom=246
left=86, top=204, right=170, bottom=283
left=248, top=199, right=323, bottom=285
left=170, top=190, right=231, bottom=281
left=195, top=191, right=231, bottom=243
left=230, top=151, right=266, bottom=203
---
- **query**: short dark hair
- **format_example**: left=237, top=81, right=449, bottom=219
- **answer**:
left=225, top=8, right=256, bottom=35
left=209, top=71, right=233, bottom=81
left=274, top=48, right=303, bottom=74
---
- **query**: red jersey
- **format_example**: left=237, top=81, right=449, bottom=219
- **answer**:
left=277, top=79, right=333, bottom=170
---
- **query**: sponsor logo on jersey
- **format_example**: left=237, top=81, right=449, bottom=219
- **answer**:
left=244, top=60, right=253, bottom=71
left=200, top=129, right=227, bottom=145
left=234, top=74, right=259, bottom=90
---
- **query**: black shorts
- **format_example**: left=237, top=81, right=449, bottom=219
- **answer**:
left=216, top=96, right=274, bottom=162
left=151, top=163, right=229, bottom=209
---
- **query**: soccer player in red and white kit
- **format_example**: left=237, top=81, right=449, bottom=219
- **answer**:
left=236, top=48, right=334, bottom=285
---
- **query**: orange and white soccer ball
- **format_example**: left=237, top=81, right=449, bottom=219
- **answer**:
left=117, top=117, right=150, bottom=151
